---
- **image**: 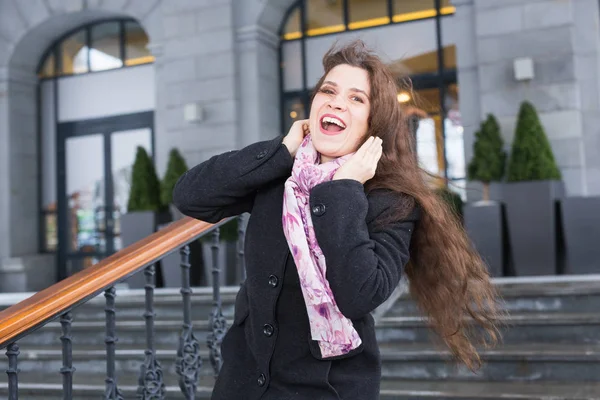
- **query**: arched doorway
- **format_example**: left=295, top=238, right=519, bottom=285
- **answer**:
left=36, top=18, right=156, bottom=279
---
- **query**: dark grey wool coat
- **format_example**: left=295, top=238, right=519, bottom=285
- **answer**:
left=173, top=136, right=418, bottom=400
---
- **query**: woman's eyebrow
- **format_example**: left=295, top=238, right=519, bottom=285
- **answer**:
left=323, top=81, right=369, bottom=98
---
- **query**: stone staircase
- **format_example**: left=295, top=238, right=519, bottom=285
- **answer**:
left=1, top=277, right=600, bottom=399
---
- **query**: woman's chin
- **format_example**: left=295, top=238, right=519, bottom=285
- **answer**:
left=314, top=144, right=343, bottom=162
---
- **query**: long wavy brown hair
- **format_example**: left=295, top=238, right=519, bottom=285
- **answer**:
left=312, top=40, right=503, bottom=370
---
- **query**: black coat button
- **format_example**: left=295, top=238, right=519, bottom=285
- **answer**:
left=311, top=204, right=326, bottom=216
left=268, top=275, right=279, bottom=288
left=257, top=373, right=266, bottom=386
left=256, top=150, right=268, bottom=160
left=263, top=324, right=274, bottom=337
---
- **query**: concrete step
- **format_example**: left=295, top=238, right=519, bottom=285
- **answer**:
left=13, top=312, right=600, bottom=348
left=2, top=380, right=600, bottom=400
left=380, top=343, right=600, bottom=382
left=0, top=382, right=211, bottom=400
left=378, top=380, right=600, bottom=399
left=2, top=343, right=598, bottom=385
left=376, top=312, right=600, bottom=345
left=388, top=277, right=600, bottom=316
left=2, top=276, right=600, bottom=322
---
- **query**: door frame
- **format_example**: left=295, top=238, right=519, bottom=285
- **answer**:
left=56, top=111, right=154, bottom=281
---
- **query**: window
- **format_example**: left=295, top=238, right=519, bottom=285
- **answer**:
left=91, top=22, right=123, bottom=71
left=306, top=0, right=345, bottom=36
left=283, top=96, right=307, bottom=130
left=37, top=19, right=152, bottom=78
left=125, top=21, right=154, bottom=66
left=393, top=0, right=453, bottom=23
left=283, top=7, right=303, bottom=40
left=389, top=47, right=439, bottom=77
left=281, top=0, right=456, bottom=41
left=348, top=0, right=389, bottom=30
left=39, top=52, right=56, bottom=78
left=60, top=30, right=89, bottom=75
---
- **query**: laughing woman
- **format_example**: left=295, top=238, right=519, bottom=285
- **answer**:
left=173, top=40, right=501, bottom=400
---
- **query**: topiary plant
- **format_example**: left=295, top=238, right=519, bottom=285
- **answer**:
left=127, top=146, right=162, bottom=212
left=467, top=114, right=506, bottom=201
left=161, top=148, right=189, bottom=207
left=506, top=101, right=561, bottom=182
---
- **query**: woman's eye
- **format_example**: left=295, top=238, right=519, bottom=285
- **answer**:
left=320, top=88, right=334, bottom=95
left=352, top=96, right=364, bottom=103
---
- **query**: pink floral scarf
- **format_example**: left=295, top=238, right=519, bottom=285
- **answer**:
left=282, top=134, right=362, bottom=358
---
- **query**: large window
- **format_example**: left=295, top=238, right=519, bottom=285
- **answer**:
left=38, top=19, right=153, bottom=79
left=278, top=0, right=464, bottom=193
left=281, top=0, right=455, bottom=40
left=37, top=19, right=154, bottom=255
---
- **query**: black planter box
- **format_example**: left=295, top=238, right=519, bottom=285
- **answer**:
left=503, top=180, right=564, bottom=276
left=464, top=201, right=505, bottom=277
left=120, top=210, right=171, bottom=288
left=561, top=197, right=600, bottom=274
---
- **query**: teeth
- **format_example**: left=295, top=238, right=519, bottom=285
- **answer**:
left=322, top=116, right=346, bottom=128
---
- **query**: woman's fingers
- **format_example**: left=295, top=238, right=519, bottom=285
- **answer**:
left=356, top=136, right=375, bottom=157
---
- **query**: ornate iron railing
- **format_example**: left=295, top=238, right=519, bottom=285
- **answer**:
left=0, top=215, right=246, bottom=400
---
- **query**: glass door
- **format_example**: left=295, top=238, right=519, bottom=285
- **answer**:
left=64, top=133, right=108, bottom=275
left=110, top=128, right=153, bottom=252
left=57, top=112, right=154, bottom=280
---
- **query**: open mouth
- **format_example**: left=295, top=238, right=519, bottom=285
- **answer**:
left=319, top=114, right=347, bottom=135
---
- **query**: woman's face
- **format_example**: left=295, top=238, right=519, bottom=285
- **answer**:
left=309, top=64, right=371, bottom=163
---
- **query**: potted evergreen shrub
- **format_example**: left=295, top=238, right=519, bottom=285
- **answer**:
left=121, top=146, right=169, bottom=288
left=161, top=148, right=189, bottom=221
left=160, top=148, right=241, bottom=287
left=504, top=101, right=564, bottom=276
left=464, top=115, right=507, bottom=277
left=158, top=148, right=192, bottom=287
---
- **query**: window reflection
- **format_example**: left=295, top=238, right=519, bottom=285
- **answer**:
left=415, top=118, right=440, bottom=176
left=397, top=85, right=464, bottom=181
left=60, top=30, right=89, bottom=75
left=348, top=0, right=389, bottom=30
left=90, top=22, right=123, bottom=72
left=125, top=21, right=154, bottom=66
left=444, top=45, right=456, bottom=70
left=283, top=96, right=307, bottom=133
left=44, top=209, right=58, bottom=252
left=306, top=0, right=345, bottom=36
left=444, top=84, right=464, bottom=180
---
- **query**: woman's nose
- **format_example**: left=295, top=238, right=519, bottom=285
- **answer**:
left=327, top=97, right=346, bottom=111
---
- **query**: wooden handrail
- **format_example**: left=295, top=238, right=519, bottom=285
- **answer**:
left=0, top=216, right=224, bottom=349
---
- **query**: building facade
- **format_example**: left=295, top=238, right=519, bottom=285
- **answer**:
left=0, top=0, right=599, bottom=291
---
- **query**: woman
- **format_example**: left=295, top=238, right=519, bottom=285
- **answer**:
left=173, top=40, right=500, bottom=400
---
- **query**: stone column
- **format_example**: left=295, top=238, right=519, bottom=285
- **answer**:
left=234, top=24, right=281, bottom=148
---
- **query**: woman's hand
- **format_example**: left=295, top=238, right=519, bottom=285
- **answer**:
left=282, top=119, right=309, bottom=158
left=333, top=136, right=383, bottom=184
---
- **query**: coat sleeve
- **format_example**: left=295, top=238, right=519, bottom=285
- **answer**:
left=309, top=179, right=418, bottom=320
left=173, top=136, right=294, bottom=223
